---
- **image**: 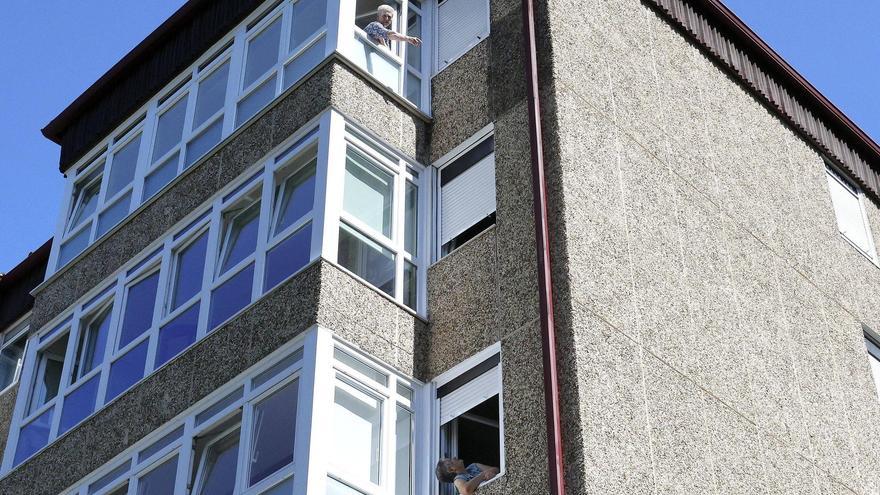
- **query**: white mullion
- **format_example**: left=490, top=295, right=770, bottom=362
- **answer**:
left=236, top=394, right=255, bottom=493
left=179, top=78, right=199, bottom=172
left=314, top=111, right=343, bottom=261
left=277, top=4, right=293, bottom=97
left=224, top=28, right=247, bottom=137
left=96, top=281, right=126, bottom=406
left=147, top=242, right=173, bottom=372
left=338, top=213, right=398, bottom=252
left=253, top=169, right=274, bottom=300
left=393, top=160, right=406, bottom=303
left=266, top=212, right=314, bottom=252
left=133, top=102, right=159, bottom=206
left=1, top=324, right=42, bottom=472
left=197, top=201, right=223, bottom=340
left=300, top=327, right=332, bottom=495
left=381, top=375, right=396, bottom=494
left=398, top=0, right=410, bottom=99
left=330, top=0, right=353, bottom=59
left=47, top=172, right=76, bottom=275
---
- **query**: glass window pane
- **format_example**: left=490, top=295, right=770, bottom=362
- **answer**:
left=395, top=406, right=413, bottom=495
left=338, top=224, right=395, bottom=296
left=153, top=97, right=188, bottom=161
left=334, top=348, right=388, bottom=387
left=331, top=381, right=382, bottom=483
left=156, top=303, right=200, bottom=367
left=97, top=192, right=132, bottom=238
left=73, top=305, right=113, bottom=381
left=274, top=154, right=316, bottom=234
left=327, top=478, right=366, bottom=495
left=404, top=182, right=417, bottom=254
left=218, top=196, right=261, bottom=274
left=209, top=263, right=255, bottom=331
left=264, top=224, right=312, bottom=291
left=58, top=374, right=100, bottom=434
left=194, top=62, right=230, bottom=128
left=283, top=36, right=326, bottom=90
left=88, top=461, right=132, bottom=495
left=69, top=172, right=102, bottom=231
left=291, top=0, right=326, bottom=49
left=143, top=152, right=179, bottom=200
left=237, top=74, right=277, bottom=127
left=186, top=119, right=224, bottom=168
left=119, top=272, right=160, bottom=349
left=403, top=261, right=416, bottom=310
left=108, top=135, right=142, bottom=197
left=196, top=430, right=240, bottom=495
left=406, top=12, right=422, bottom=70
left=59, top=226, right=91, bottom=267
left=137, top=455, right=179, bottom=495
left=244, top=18, right=282, bottom=88
left=249, top=379, right=299, bottom=486
left=13, top=408, right=52, bottom=466
left=171, top=232, right=209, bottom=311
left=404, top=72, right=421, bottom=107
left=29, top=335, right=68, bottom=413
left=107, top=484, right=130, bottom=495
left=344, top=150, right=393, bottom=237
left=105, top=340, right=149, bottom=402
left=261, top=477, right=294, bottom=495
left=0, top=335, right=26, bottom=390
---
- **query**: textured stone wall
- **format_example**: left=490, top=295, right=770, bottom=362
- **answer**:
left=31, top=58, right=428, bottom=334
left=0, top=386, right=18, bottom=462
left=543, top=0, right=880, bottom=493
left=0, top=261, right=425, bottom=495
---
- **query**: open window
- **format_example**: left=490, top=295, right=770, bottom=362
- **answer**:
left=27, top=334, right=69, bottom=415
left=191, top=413, right=242, bottom=495
left=438, top=128, right=496, bottom=257
left=0, top=320, right=29, bottom=391
left=435, top=349, right=503, bottom=494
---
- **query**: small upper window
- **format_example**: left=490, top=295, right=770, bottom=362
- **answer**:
left=434, top=348, right=503, bottom=495
left=864, top=332, right=880, bottom=400
left=27, top=334, right=69, bottom=415
left=438, top=130, right=496, bottom=257
left=826, top=165, right=876, bottom=259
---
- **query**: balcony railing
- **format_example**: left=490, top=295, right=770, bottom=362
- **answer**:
left=49, top=0, right=430, bottom=278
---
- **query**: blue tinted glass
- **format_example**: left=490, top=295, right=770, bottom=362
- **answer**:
left=209, top=264, right=254, bottom=330
left=194, top=62, right=230, bottom=128
left=108, top=135, right=142, bottom=197
left=265, top=224, right=311, bottom=291
left=119, top=272, right=160, bottom=349
left=59, top=375, right=100, bottom=434
left=236, top=75, right=276, bottom=127
left=283, top=37, right=325, bottom=89
left=273, top=158, right=316, bottom=234
left=185, top=119, right=223, bottom=168
left=219, top=200, right=260, bottom=274
left=14, top=408, right=53, bottom=466
left=337, top=224, right=395, bottom=296
left=244, top=18, right=282, bottom=88
left=172, top=233, right=209, bottom=310
left=105, top=341, right=149, bottom=402
left=291, top=0, right=325, bottom=49
left=153, top=97, right=187, bottom=161
left=138, top=455, right=178, bottom=495
left=75, top=306, right=113, bottom=380
left=155, top=303, right=200, bottom=367
left=143, top=153, right=179, bottom=200
left=59, top=226, right=91, bottom=267
left=97, top=192, right=132, bottom=238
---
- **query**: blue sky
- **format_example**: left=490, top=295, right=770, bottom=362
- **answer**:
left=0, top=1, right=878, bottom=272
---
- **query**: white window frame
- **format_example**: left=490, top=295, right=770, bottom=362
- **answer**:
left=0, top=315, right=31, bottom=395
left=8, top=110, right=428, bottom=471
left=864, top=327, right=880, bottom=402
left=825, top=163, right=878, bottom=263
left=60, top=326, right=425, bottom=495
left=430, top=343, right=505, bottom=495
left=432, top=123, right=495, bottom=261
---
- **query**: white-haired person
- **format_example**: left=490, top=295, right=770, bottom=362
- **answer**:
left=435, top=458, right=499, bottom=495
left=364, top=4, right=422, bottom=49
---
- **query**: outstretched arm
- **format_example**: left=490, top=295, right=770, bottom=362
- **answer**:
left=387, top=31, right=422, bottom=46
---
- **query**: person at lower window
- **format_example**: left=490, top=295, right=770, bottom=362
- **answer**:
left=435, top=458, right=499, bottom=495
left=364, top=5, right=422, bottom=49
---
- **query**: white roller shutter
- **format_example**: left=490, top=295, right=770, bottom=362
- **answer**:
left=439, top=364, right=500, bottom=425
left=826, top=168, right=872, bottom=253
left=437, top=0, right=490, bottom=71
left=441, top=154, right=496, bottom=245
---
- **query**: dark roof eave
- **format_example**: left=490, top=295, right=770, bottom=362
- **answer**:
left=0, top=239, right=52, bottom=292
left=41, top=0, right=209, bottom=148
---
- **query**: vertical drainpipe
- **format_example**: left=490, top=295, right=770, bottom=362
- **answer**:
left=521, top=0, right=566, bottom=493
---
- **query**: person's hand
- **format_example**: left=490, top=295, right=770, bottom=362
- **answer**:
left=482, top=468, right=499, bottom=481
left=407, top=36, right=422, bottom=46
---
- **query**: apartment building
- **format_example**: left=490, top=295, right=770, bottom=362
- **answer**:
left=2, top=0, right=880, bottom=493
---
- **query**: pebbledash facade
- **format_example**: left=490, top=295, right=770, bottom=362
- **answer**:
left=3, top=0, right=880, bottom=493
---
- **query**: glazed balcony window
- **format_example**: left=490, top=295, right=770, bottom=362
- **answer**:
left=49, top=0, right=438, bottom=277
left=5, top=111, right=427, bottom=471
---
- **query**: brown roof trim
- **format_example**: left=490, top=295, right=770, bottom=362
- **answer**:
left=0, top=239, right=52, bottom=291
left=647, top=0, right=880, bottom=200
left=42, top=0, right=208, bottom=145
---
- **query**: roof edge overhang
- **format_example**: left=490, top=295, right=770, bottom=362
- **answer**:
left=649, top=0, right=880, bottom=198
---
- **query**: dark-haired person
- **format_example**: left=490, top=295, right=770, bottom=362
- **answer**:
left=435, top=458, right=499, bottom=495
